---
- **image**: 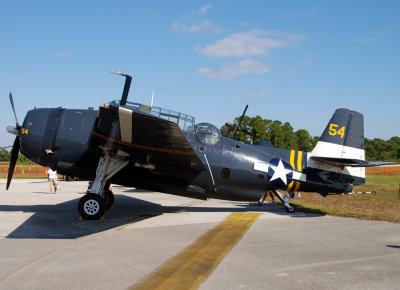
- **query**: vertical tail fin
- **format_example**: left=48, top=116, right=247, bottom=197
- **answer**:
left=309, top=108, right=366, bottom=187
left=311, top=108, right=365, bottom=161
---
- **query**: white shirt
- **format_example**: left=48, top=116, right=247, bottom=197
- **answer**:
left=48, top=168, right=58, bottom=179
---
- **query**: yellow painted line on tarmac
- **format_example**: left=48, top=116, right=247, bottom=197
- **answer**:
left=130, top=212, right=262, bottom=290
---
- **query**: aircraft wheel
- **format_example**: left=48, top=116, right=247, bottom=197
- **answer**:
left=78, top=193, right=106, bottom=220
left=286, top=204, right=296, bottom=213
left=103, top=188, right=114, bottom=209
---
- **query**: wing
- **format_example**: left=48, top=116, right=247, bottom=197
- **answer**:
left=89, top=103, right=203, bottom=180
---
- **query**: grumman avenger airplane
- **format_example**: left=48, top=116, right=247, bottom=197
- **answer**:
left=5, top=72, right=394, bottom=219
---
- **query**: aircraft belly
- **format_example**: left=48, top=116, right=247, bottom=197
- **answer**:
left=111, top=167, right=207, bottom=200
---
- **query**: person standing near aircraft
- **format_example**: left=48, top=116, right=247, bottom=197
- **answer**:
left=47, top=168, right=58, bottom=194
left=258, top=191, right=276, bottom=205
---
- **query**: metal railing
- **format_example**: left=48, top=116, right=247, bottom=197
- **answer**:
left=118, top=101, right=195, bottom=131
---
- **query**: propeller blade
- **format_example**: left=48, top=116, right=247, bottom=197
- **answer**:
left=9, top=92, right=20, bottom=128
left=6, top=136, right=20, bottom=190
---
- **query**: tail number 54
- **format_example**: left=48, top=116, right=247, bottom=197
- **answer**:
left=329, top=123, right=346, bottom=138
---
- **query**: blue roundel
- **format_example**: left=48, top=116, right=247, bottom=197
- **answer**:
left=267, top=158, right=294, bottom=189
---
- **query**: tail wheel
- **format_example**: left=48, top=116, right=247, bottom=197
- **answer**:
left=286, top=204, right=296, bottom=213
left=78, top=193, right=106, bottom=220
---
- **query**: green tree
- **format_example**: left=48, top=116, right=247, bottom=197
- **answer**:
left=269, top=120, right=285, bottom=148
left=295, top=129, right=314, bottom=152
left=250, top=116, right=271, bottom=144
left=232, top=115, right=252, bottom=143
left=0, top=148, right=11, bottom=161
left=281, top=122, right=296, bottom=150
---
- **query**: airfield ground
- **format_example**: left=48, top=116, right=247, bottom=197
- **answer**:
left=2, top=164, right=399, bottom=223
left=292, top=167, right=400, bottom=223
left=0, top=179, right=399, bottom=289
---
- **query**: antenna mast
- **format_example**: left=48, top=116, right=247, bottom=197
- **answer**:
left=150, top=90, right=155, bottom=108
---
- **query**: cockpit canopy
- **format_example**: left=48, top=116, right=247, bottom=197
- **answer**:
left=195, top=123, right=222, bottom=145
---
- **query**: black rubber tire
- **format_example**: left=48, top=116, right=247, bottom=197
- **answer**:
left=78, top=193, right=106, bottom=220
left=103, top=188, right=114, bottom=209
left=286, top=204, right=296, bottom=213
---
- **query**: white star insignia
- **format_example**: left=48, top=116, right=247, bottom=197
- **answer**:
left=270, top=159, right=292, bottom=185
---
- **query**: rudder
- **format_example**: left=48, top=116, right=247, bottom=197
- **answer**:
left=312, top=108, right=365, bottom=161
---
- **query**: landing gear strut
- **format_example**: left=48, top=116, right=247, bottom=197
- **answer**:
left=273, top=190, right=296, bottom=213
left=78, top=150, right=128, bottom=219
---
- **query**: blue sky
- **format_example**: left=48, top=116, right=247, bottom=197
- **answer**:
left=1, top=0, right=399, bottom=147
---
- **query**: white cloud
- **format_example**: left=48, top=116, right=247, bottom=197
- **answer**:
left=199, top=5, right=212, bottom=15
left=171, top=19, right=225, bottom=34
left=352, top=37, right=377, bottom=43
left=198, top=60, right=273, bottom=80
left=171, top=19, right=213, bottom=33
left=244, top=91, right=265, bottom=97
left=196, top=29, right=305, bottom=57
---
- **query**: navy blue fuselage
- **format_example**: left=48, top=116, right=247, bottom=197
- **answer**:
left=19, top=106, right=360, bottom=202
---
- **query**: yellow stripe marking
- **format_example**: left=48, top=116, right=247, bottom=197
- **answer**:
left=294, top=181, right=301, bottom=192
left=287, top=180, right=294, bottom=192
left=297, top=151, right=303, bottom=171
left=290, top=150, right=295, bottom=169
left=130, top=212, right=262, bottom=290
left=91, top=130, right=197, bottom=156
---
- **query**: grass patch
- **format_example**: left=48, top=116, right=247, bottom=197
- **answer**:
left=292, top=175, right=400, bottom=223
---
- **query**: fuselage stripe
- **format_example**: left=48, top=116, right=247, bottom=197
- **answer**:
left=91, top=130, right=197, bottom=156
left=297, top=151, right=303, bottom=171
left=294, top=181, right=301, bottom=192
left=290, top=150, right=295, bottom=169
left=287, top=180, right=294, bottom=192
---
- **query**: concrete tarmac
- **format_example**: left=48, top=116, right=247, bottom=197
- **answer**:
left=0, top=179, right=400, bottom=289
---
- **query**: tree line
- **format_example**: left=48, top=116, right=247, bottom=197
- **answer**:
left=0, top=148, right=34, bottom=164
left=226, top=115, right=400, bottom=162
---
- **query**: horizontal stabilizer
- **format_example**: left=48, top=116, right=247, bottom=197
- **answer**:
left=311, top=156, right=397, bottom=167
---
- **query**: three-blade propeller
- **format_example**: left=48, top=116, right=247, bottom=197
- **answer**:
left=6, top=92, right=22, bottom=190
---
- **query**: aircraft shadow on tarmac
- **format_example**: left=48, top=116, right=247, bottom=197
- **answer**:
left=1, top=192, right=323, bottom=240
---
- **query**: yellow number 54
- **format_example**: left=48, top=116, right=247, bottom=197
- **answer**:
left=328, top=123, right=346, bottom=138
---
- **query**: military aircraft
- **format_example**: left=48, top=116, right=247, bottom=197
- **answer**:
left=5, top=72, right=394, bottom=219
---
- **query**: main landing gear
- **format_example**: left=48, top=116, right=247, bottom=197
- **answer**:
left=78, top=193, right=105, bottom=220
left=273, top=190, right=296, bottom=213
left=78, top=150, right=128, bottom=220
